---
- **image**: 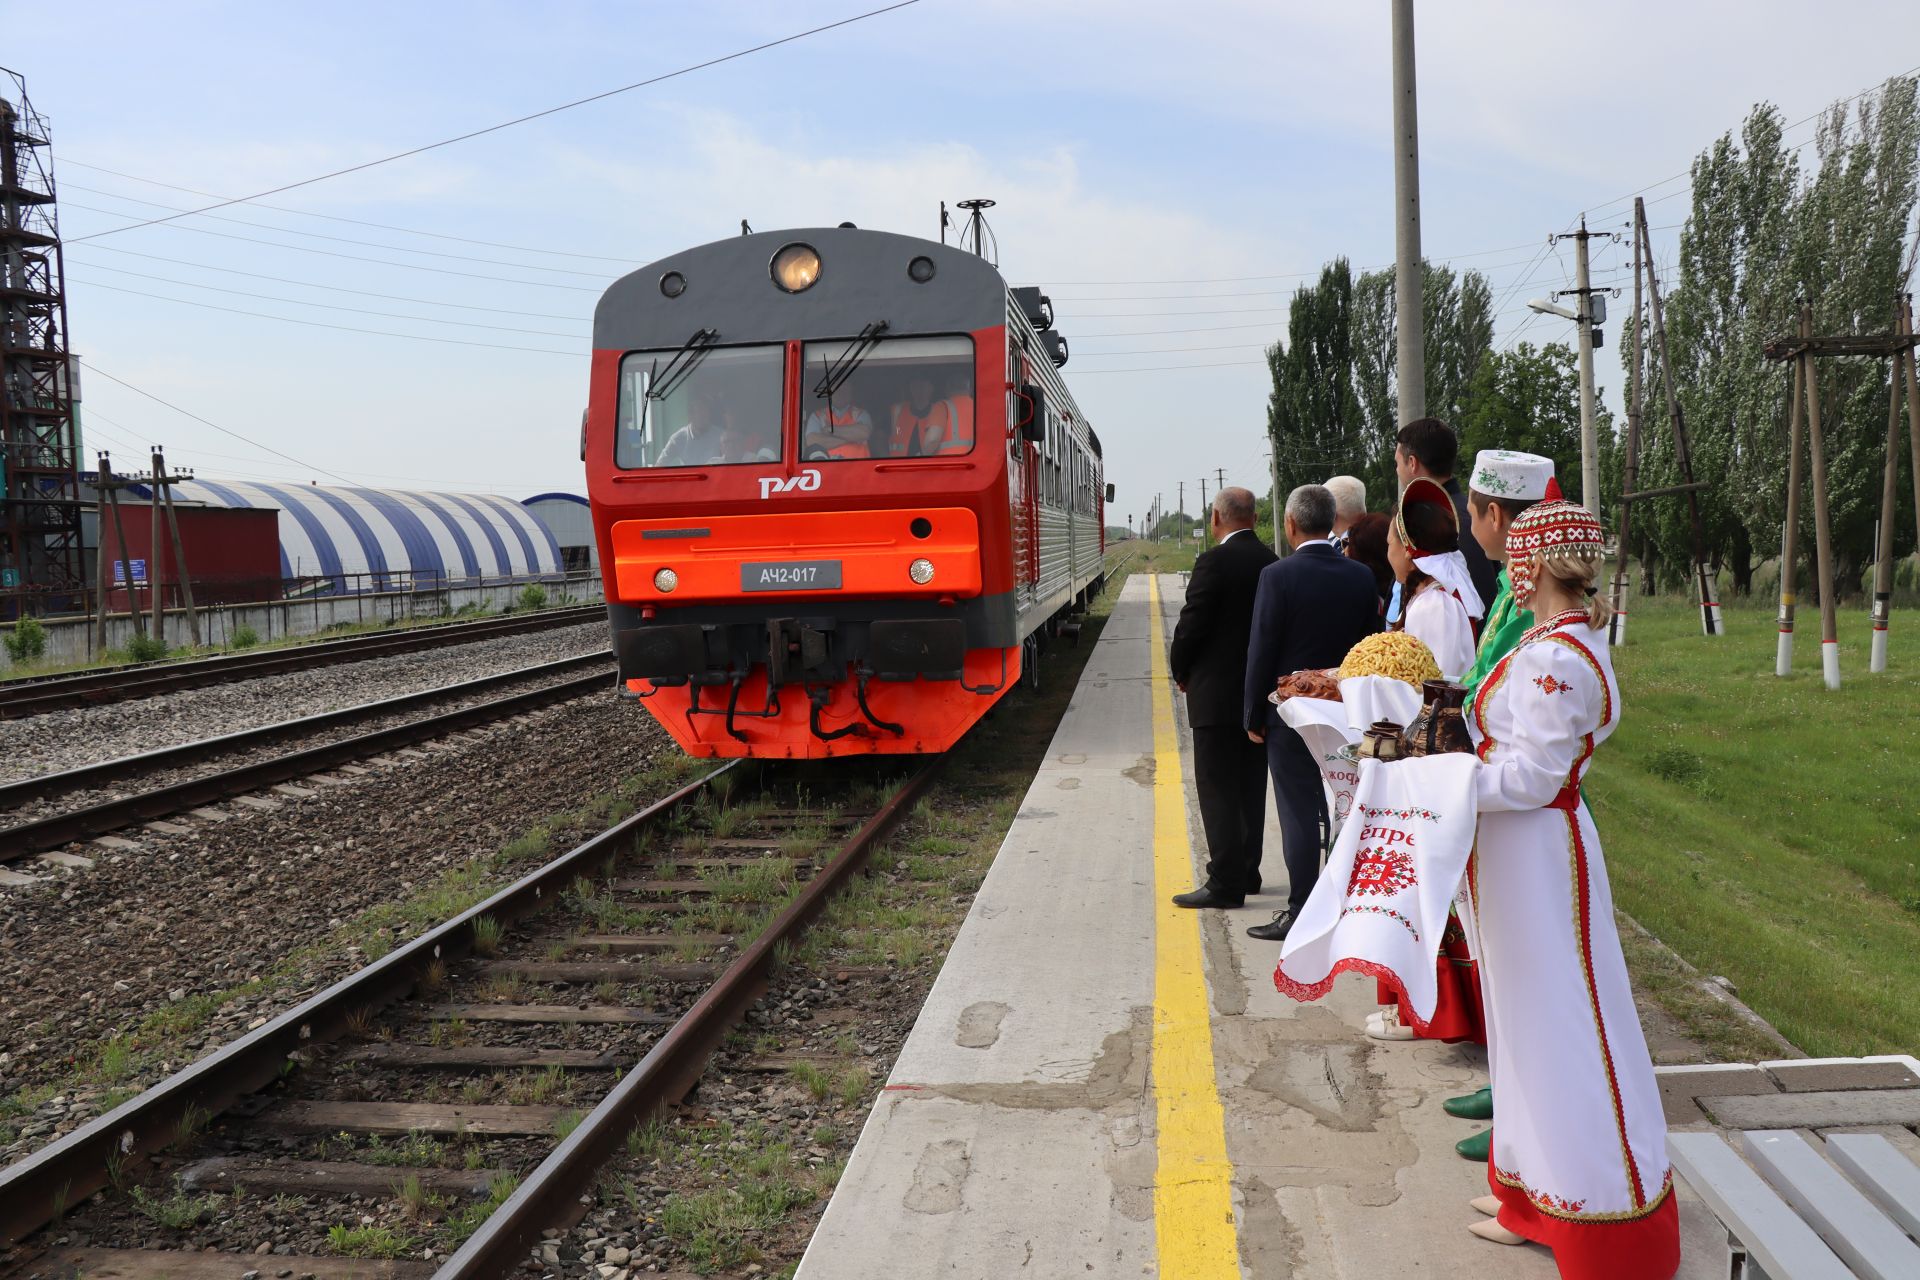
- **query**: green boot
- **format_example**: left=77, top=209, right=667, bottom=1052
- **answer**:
left=1455, top=1128, right=1491, bottom=1162
left=1443, top=1085, right=1493, bottom=1120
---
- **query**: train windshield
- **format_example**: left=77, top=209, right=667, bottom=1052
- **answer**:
left=615, top=344, right=784, bottom=469
left=799, top=335, right=975, bottom=462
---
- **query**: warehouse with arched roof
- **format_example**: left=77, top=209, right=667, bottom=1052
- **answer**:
left=157, top=478, right=564, bottom=591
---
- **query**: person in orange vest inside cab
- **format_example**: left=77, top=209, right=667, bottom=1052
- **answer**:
left=802, top=400, right=875, bottom=460
left=931, top=370, right=975, bottom=455
left=887, top=375, right=953, bottom=457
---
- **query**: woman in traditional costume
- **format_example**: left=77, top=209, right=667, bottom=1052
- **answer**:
left=1460, top=499, right=1678, bottom=1278
left=1364, top=476, right=1489, bottom=1044
left=1390, top=476, right=1486, bottom=678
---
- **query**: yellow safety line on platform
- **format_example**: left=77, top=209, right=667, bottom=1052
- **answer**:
left=1145, top=574, right=1241, bottom=1276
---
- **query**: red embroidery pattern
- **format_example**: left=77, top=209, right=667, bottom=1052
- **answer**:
left=1357, top=803, right=1440, bottom=823
left=1348, top=846, right=1417, bottom=897
left=1533, top=673, right=1573, bottom=695
left=1493, top=1164, right=1589, bottom=1216
left=1338, top=903, right=1420, bottom=940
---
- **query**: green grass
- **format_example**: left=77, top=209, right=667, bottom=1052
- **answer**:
left=1597, top=592, right=1920, bottom=1058
left=326, top=1223, right=417, bottom=1258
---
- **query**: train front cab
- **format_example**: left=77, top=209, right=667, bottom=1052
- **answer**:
left=585, top=229, right=1039, bottom=759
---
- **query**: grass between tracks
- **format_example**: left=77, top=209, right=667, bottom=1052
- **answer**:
left=0, top=751, right=712, bottom=1147
left=1594, top=592, right=1920, bottom=1060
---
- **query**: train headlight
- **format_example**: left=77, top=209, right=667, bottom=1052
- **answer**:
left=771, top=243, right=821, bottom=293
left=653, top=568, right=679, bottom=593
left=908, top=558, right=935, bottom=585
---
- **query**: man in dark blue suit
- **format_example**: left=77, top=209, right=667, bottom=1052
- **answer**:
left=1239, top=484, right=1381, bottom=940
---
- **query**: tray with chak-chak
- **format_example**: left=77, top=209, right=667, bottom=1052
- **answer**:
left=1271, top=667, right=1342, bottom=704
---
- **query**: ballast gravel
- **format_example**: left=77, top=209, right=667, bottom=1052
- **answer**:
left=0, top=619, right=612, bottom=784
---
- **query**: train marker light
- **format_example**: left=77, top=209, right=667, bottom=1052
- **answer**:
left=654, top=568, right=679, bottom=592
left=659, top=271, right=687, bottom=298
left=771, top=244, right=821, bottom=293
left=909, top=558, right=935, bottom=585
left=907, top=255, right=936, bottom=283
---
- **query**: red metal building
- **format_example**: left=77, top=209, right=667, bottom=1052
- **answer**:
left=98, top=502, right=280, bottom=610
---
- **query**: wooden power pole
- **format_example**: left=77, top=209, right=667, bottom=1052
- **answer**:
left=152, top=448, right=200, bottom=647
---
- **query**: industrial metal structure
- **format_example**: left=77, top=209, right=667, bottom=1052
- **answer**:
left=0, top=68, right=84, bottom=619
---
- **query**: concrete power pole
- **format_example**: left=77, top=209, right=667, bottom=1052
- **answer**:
left=1390, top=0, right=1426, bottom=426
left=1573, top=217, right=1600, bottom=513
left=1198, top=478, right=1210, bottom=548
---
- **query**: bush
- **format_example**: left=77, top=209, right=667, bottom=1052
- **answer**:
left=231, top=625, right=261, bottom=650
left=4, top=616, right=48, bottom=663
left=126, top=634, right=170, bottom=663
left=518, top=583, right=549, bottom=611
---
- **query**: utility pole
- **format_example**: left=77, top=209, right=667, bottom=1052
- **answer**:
left=1390, top=0, right=1426, bottom=426
left=152, top=447, right=200, bottom=647
left=96, top=455, right=147, bottom=644
left=1214, top=467, right=1226, bottom=492
left=1176, top=480, right=1185, bottom=519
left=1572, top=217, right=1600, bottom=514
left=1608, top=220, right=1645, bottom=647
left=148, top=449, right=165, bottom=644
left=1198, top=478, right=1210, bottom=548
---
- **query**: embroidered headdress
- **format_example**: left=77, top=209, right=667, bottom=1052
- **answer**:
left=1393, top=476, right=1455, bottom=558
left=1394, top=476, right=1485, bottom=618
left=1504, top=500, right=1605, bottom=607
left=1469, top=449, right=1556, bottom=501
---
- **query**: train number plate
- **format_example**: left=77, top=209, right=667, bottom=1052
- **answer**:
left=740, top=560, right=843, bottom=591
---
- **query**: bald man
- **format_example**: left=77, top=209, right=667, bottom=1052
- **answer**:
left=1170, top=487, right=1278, bottom=908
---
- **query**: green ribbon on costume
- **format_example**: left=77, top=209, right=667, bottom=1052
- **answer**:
left=1462, top=568, right=1533, bottom=712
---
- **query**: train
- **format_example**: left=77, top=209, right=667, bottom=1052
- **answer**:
left=583, top=217, right=1111, bottom=758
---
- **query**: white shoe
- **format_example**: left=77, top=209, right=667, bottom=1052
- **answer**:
left=1469, top=1195, right=1501, bottom=1218
left=1365, top=1007, right=1415, bottom=1041
left=1467, top=1218, right=1525, bottom=1246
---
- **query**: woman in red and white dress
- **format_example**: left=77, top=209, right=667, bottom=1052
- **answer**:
left=1367, top=476, right=1488, bottom=1044
left=1460, top=500, right=1678, bottom=1278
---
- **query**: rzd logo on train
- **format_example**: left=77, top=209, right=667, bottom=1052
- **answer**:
left=758, top=469, right=822, bottom=500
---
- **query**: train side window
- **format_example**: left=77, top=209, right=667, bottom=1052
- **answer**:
left=615, top=344, right=784, bottom=469
left=799, top=334, right=975, bottom=461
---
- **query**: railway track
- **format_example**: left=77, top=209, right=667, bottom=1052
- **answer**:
left=0, top=654, right=616, bottom=863
left=0, top=604, right=606, bottom=720
left=0, top=758, right=937, bottom=1279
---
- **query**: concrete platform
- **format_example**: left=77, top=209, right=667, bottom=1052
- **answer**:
left=795, top=576, right=1799, bottom=1278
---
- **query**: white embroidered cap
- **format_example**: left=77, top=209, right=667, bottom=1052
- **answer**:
left=1468, top=450, right=1556, bottom=501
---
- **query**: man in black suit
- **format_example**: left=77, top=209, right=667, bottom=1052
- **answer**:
left=1241, top=484, right=1382, bottom=939
left=1169, top=488, right=1277, bottom=909
left=1395, top=417, right=1499, bottom=612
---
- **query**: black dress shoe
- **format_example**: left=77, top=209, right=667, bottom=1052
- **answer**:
left=1242, top=875, right=1264, bottom=896
left=1246, top=910, right=1296, bottom=941
left=1172, top=886, right=1245, bottom=909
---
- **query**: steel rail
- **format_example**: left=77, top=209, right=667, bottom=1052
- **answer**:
left=0, top=660, right=615, bottom=861
left=436, top=758, right=941, bottom=1280
left=0, top=764, right=731, bottom=1246
left=0, top=604, right=606, bottom=719
left=0, top=653, right=612, bottom=811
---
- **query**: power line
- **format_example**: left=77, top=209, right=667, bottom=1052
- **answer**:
left=63, top=201, right=603, bottom=291
left=69, top=0, right=925, bottom=243
left=72, top=279, right=581, bottom=356
left=68, top=262, right=587, bottom=338
left=84, top=365, right=358, bottom=484
left=64, top=183, right=620, bottom=277
left=75, top=243, right=586, bottom=320
left=61, top=158, right=641, bottom=264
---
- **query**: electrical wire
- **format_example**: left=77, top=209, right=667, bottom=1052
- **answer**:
left=69, top=0, right=925, bottom=243
left=84, top=366, right=358, bottom=484
left=64, top=184, right=621, bottom=277
left=74, top=243, right=586, bottom=320
left=70, top=279, right=581, bottom=356
left=61, top=159, right=641, bottom=264
left=67, top=262, right=587, bottom=338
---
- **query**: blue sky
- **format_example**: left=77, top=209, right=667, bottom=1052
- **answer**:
left=8, top=0, right=1919, bottom=524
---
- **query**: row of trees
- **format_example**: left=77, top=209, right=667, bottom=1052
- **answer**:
left=1634, top=77, right=1918, bottom=596
left=1265, top=260, right=1612, bottom=514
left=1265, top=75, right=1918, bottom=600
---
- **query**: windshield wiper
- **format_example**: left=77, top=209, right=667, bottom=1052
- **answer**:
left=648, top=327, right=720, bottom=402
left=812, top=321, right=890, bottom=402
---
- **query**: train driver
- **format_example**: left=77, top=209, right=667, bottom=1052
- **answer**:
left=655, top=387, right=729, bottom=466
left=802, top=400, right=876, bottom=460
left=886, top=375, right=952, bottom=457
left=931, top=369, right=975, bottom=455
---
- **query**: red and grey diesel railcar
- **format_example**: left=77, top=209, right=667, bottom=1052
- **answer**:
left=584, top=225, right=1109, bottom=758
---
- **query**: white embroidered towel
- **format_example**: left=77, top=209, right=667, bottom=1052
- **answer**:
left=1276, top=695, right=1363, bottom=830
left=1274, top=754, right=1479, bottom=1027
left=1338, top=675, right=1423, bottom=734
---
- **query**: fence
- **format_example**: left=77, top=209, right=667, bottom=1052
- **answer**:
left=0, top=571, right=606, bottom=673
